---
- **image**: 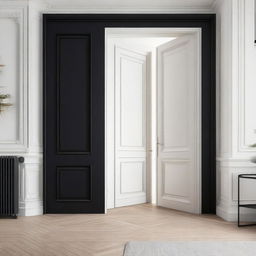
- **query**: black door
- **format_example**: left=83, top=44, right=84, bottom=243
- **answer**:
left=44, top=14, right=216, bottom=214
left=43, top=19, right=105, bottom=213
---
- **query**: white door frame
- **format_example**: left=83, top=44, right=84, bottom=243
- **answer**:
left=105, top=28, right=202, bottom=212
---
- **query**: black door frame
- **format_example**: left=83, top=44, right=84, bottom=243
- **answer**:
left=44, top=14, right=216, bottom=214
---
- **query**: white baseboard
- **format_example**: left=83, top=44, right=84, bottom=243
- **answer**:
left=19, top=201, right=43, bottom=216
left=217, top=205, right=256, bottom=222
left=18, top=153, right=43, bottom=216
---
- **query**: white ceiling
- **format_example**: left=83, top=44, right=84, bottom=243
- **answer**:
left=113, top=37, right=176, bottom=51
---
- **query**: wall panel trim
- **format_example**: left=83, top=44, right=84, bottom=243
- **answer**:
left=0, top=6, right=28, bottom=152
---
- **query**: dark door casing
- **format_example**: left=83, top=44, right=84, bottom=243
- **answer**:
left=43, top=14, right=216, bottom=214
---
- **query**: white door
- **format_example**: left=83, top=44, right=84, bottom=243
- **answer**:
left=157, top=35, right=201, bottom=214
left=115, top=45, right=148, bottom=207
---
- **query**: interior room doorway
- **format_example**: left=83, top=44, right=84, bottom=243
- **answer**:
left=43, top=14, right=216, bottom=214
left=106, top=28, right=202, bottom=214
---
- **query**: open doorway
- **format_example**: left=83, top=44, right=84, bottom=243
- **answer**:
left=105, top=28, right=201, bottom=214
left=43, top=14, right=215, bottom=214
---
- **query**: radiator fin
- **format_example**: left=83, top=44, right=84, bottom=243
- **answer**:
left=0, top=156, right=18, bottom=217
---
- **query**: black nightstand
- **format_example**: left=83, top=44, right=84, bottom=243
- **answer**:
left=238, top=174, right=256, bottom=227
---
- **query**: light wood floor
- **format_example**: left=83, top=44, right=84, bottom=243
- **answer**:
left=0, top=204, right=256, bottom=256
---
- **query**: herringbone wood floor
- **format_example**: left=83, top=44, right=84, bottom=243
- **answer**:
left=0, top=204, right=256, bottom=256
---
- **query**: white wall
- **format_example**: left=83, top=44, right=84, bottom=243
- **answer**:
left=216, top=0, right=256, bottom=221
left=2, top=0, right=255, bottom=219
left=0, top=1, right=43, bottom=216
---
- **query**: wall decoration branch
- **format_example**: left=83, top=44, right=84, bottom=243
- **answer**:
left=0, top=94, right=12, bottom=113
left=0, top=61, right=12, bottom=113
left=0, top=64, right=5, bottom=71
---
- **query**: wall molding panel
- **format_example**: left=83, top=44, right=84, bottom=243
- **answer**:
left=235, top=0, right=248, bottom=154
left=236, top=0, right=256, bottom=154
left=229, top=0, right=256, bottom=156
left=0, top=4, right=28, bottom=152
left=216, top=0, right=256, bottom=222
